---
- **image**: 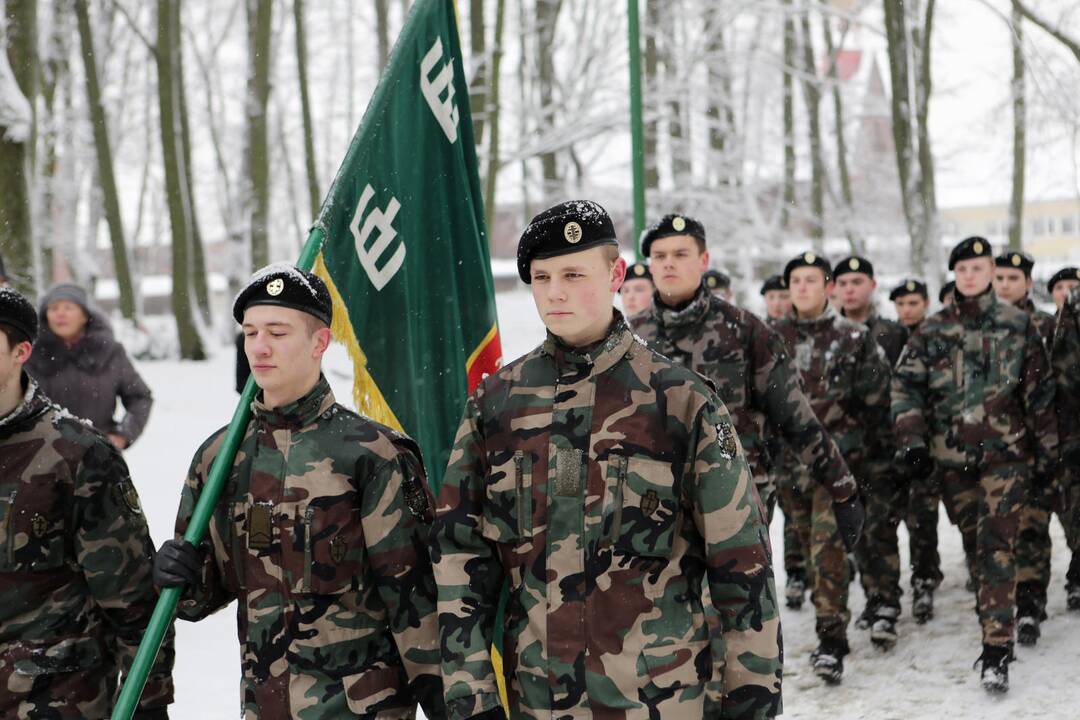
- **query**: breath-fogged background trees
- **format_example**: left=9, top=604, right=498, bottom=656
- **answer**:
left=1, top=0, right=1078, bottom=357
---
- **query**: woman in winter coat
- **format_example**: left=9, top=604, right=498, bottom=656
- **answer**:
left=26, top=283, right=153, bottom=450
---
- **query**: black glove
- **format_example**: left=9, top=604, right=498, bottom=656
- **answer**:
left=153, top=539, right=202, bottom=589
left=133, top=708, right=169, bottom=720
left=467, top=709, right=508, bottom=720
left=833, top=496, right=865, bottom=552
left=902, top=446, right=935, bottom=481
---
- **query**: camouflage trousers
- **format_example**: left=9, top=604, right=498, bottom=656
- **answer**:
left=778, top=479, right=850, bottom=641
left=1016, top=469, right=1080, bottom=612
left=0, top=661, right=119, bottom=720
left=905, top=473, right=943, bottom=588
left=939, top=462, right=1027, bottom=647
left=756, top=474, right=778, bottom=524
left=855, top=463, right=905, bottom=613
left=774, top=471, right=806, bottom=574
left=1062, top=469, right=1080, bottom=590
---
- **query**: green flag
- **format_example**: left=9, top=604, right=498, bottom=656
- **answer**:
left=314, top=0, right=502, bottom=491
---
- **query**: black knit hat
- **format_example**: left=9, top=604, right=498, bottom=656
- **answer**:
left=939, top=280, right=955, bottom=303
left=0, top=286, right=39, bottom=345
left=948, top=236, right=993, bottom=271
left=760, top=274, right=786, bottom=295
left=833, top=256, right=874, bottom=279
left=640, top=214, right=706, bottom=256
left=233, top=264, right=332, bottom=325
left=995, top=250, right=1034, bottom=277
left=890, top=279, right=928, bottom=301
left=517, top=200, right=618, bottom=284
left=703, top=269, right=730, bottom=291
left=625, top=261, right=652, bottom=282
left=1048, top=266, right=1080, bottom=294
left=784, top=251, right=832, bottom=285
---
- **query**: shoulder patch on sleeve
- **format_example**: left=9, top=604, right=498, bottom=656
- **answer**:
left=716, top=421, right=738, bottom=460
left=402, top=472, right=433, bottom=523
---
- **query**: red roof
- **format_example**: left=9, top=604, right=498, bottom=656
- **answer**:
left=826, top=49, right=862, bottom=82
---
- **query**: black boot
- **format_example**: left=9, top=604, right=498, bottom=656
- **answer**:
left=856, top=596, right=880, bottom=631
left=1016, top=581, right=1047, bottom=646
left=912, top=577, right=935, bottom=624
left=785, top=569, right=807, bottom=610
left=870, top=606, right=900, bottom=650
left=1016, top=615, right=1040, bottom=647
left=1067, top=583, right=1080, bottom=612
left=975, top=644, right=1013, bottom=694
left=811, top=638, right=849, bottom=685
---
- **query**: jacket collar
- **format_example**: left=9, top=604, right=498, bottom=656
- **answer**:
left=953, top=285, right=996, bottom=321
left=651, top=282, right=712, bottom=330
left=542, top=311, right=634, bottom=378
left=252, top=374, right=335, bottom=430
left=792, top=301, right=839, bottom=330
left=0, top=374, right=52, bottom=437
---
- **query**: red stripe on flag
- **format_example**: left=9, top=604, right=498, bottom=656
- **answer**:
left=466, top=324, right=503, bottom=393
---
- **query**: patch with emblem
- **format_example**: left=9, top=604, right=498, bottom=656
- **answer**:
left=1011, top=254, right=1022, bottom=266
left=672, top=216, right=686, bottom=232
left=113, top=481, right=143, bottom=516
left=804, top=252, right=816, bottom=263
left=640, top=490, right=659, bottom=518
left=329, top=535, right=347, bottom=564
left=266, top=278, right=285, bottom=296
left=716, top=422, right=738, bottom=459
left=634, top=264, right=646, bottom=276
left=706, top=276, right=717, bottom=288
left=248, top=504, right=272, bottom=550
left=906, top=281, right=916, bottom=291
left=564, top=221, right=583, bottom=244
left=973, top=240, right=984, bottom=254
left=31, top=513, right=48, bottom=539
left=403, top=474, right=432, bottom=521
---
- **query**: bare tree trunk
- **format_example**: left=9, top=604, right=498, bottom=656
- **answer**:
left=665, top=2, right=689, bottom=187
left=798, top=8, right=826, bottom=248
left=156, top=0, right=205, bottom=358
left=483, top=0, right=506, bottom=234
left=469, top=0, right=487, bottom=148
left=39, top=1, right=72, bottom=286
left=535, top=0, right=562, bottom=195
left=781, top=0, right=796, bottom=229
left=705, top=3, right=736, bottom=186
left=294, top=0, right=320, bottom=218
left=74, top=0, right=138, bottom=319
left=912, top=0, right=938, bottom=271
left=0, top=0, right=37, bottom=294
left=245, top=0, right=272, bottom=270
left=1008, top=0, right=1025, bottom=250
left=517, top=0, right=531, bottom=222
left=821, top=10, right=858, bottom=252
left=375, top=0, right=390, bottom=72
left=643, top=0, right=660, bottom=190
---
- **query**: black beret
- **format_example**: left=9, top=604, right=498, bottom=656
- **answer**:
left=1048, top=266, right=1080, bottom=294
left=948, top=236, right=993, bottom=270
left=783, top=251, right=832, bottom=285
left=760, top=274, right=786, bottom=295
left=625, top=261, right=652, bottom=281
left=0, top=286, right=39, bottom=344
left=517, top=200, right=618, bottom=284
left=939, top=280, right=955, bottom=303
left=833, top=256, right=874, bottom=279
left=889, top=278, right=928, bottom=301
left=995, top=250, right=1034, bottom=276
left=703, top=269, right=730, bottom=291
left=233, top=264, right=332, bottom=325
left=640, top=213, right=706, bottom=256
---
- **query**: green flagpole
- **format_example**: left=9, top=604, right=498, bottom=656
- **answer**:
left=111, top=229, right=325, bottom=720
left=627, top=0, right=646, bottom=260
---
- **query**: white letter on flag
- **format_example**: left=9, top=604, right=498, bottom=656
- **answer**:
left=351, top=184, right=405, bottom=291
left=420, top=36, right=458, bottom=143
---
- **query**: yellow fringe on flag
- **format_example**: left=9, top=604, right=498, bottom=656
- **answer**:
left=313, top=253, right=404, bottom=432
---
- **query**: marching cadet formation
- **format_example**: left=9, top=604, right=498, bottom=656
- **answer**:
left=1, top=201, right=1078, bottom=719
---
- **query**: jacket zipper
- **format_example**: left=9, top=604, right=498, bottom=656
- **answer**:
left=303, top=506, right=314, bottom=592
left=609, top=457, right=628, bottom=545
left=513, top=451, right=525, bottom=537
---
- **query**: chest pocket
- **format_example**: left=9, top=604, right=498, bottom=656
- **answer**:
left=481, top=449, right=534, bottom=544
left=605, top=456, right=680, bottom=558
left=1, top=482, right=68, bottom=572
left=285, top=502, right=366, bottom=596
left=989, top=337, right=1023, bottom=389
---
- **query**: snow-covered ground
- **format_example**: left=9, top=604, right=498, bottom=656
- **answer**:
left=125, top=290, right=1080, bottom=718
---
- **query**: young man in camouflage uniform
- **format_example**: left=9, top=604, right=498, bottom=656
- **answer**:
left=153, top=266, right=445, bottom=719
left=994, top=250, right=1060, bottom=645
left=889, top=278, right=943, bottom=623
left=893, top=237, right=1058, bottom=692
left=618, top=261, right=653, bottom=317
left=1053, top=285, right=1080, bottom=611
left=832, top=256, right=912, bottom=638
left=1049, top=267, right=1080, bottom=312
left=628, top=215, right=861, bottom=528
left=772, top=253, right=890, bottom=678
left=0, top=287, right=174, bottom=720
left=432, top=201, right=782, bottom=720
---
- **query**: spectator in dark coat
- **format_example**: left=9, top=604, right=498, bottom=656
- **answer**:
left=25, top=283, right=153, bottom=449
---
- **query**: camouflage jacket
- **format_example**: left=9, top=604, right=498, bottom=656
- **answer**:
left=843, top=308, right=909, bottom=367
left=771, top=304, right=892, bottom=473
left=892, top=289, right=1058, bottom=476
left=630, top=282, right=856, bottom=502
left=0, top=375, right=173, bottom=719
left=175, top=375, right=444, bottom=720
left=1053, top=287, right=1080, bottom=462
left=1017, top=297, right=1056, bottom=348
left=431, top=314, right=782, bottom=720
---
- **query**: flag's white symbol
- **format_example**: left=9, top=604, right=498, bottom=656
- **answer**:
left=351, top=184, right=404, bottom=291
left=420, top=36, right=459, bottom=143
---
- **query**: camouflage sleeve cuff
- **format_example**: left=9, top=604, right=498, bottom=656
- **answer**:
left=447, top=692, right=503, bottom=720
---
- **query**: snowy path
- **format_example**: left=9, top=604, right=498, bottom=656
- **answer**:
left=125, top=290, right=1080, bottom=718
